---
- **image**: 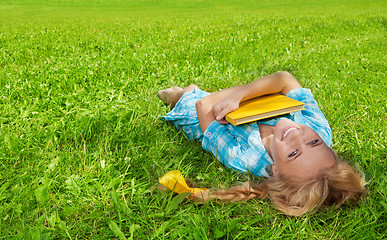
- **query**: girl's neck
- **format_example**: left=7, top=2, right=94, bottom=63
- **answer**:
left=258, top=123, right=274, bottom=158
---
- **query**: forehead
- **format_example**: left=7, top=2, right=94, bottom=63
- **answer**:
left=288, top=144, right=336, bottom=179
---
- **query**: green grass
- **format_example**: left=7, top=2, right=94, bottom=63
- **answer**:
left=0, top=0, right=386, bottom=239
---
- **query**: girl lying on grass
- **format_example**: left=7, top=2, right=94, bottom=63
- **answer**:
left=158, top=71, right=365, bottom=216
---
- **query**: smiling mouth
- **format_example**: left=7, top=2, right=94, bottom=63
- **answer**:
left=281, top=126, right=299, bottom=140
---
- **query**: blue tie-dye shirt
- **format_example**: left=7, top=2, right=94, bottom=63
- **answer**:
left=162, top=88, right=332, bottom=177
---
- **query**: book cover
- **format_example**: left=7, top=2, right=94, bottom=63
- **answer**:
left=225, top=94, right=305, bottom=126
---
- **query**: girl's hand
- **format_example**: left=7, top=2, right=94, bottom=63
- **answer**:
left=196, top=72, right=301, bottom=132
left=212, top=96, right=240, bottom=124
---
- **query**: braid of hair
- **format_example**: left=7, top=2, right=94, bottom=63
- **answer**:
left=191, top=161, right=366, bottom=216
left=191, top=182, right=269, bottom=203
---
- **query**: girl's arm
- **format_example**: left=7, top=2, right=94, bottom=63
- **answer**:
left=196, top=71, right=302, bottom=132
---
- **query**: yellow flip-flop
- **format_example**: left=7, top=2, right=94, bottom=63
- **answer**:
left=159, top=170, right=209, bottom=195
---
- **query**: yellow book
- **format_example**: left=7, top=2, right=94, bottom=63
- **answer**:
left=225, top=94, right=305, bottom=126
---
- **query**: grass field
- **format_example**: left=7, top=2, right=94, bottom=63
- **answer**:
left=0, top=0, right=386, bottom=239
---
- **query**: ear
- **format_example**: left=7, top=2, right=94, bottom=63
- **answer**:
left=272, top=163, right=279, bottom=179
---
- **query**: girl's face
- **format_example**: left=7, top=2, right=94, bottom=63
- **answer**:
left=270, top=119, right=336, bottom=180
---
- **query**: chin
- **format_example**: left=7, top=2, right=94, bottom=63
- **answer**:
left=275, top=119, right=294, bottom=131
left=276, top=119, right=295, bottom=126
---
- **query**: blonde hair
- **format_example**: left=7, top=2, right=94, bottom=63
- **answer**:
left=191, top=161, right=366, bottom=216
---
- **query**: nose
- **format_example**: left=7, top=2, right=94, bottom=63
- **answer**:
left=288, top=128, right=304, bottom=144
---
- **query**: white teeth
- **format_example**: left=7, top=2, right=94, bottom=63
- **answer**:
left=283, top=127, right=298, bottom=139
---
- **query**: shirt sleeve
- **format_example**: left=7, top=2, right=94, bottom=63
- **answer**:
left=286, top=88, right=332, bottom=146
left=202, top=121, right=272, bottom=177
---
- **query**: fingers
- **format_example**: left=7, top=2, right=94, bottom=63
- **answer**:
left=213, top=103, right=236, bottom=121
left=212, top=97, right=240, bottom=124
left=217, top=118, right=229, bottom=125
left=215, top=108, right=228, bottom=121
left=212, top=105, right=226, bottom=121
left=212, top=105, right=229, bottom=124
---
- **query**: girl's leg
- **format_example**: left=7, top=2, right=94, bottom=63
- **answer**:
left=157, top=85, right=197, bottom=107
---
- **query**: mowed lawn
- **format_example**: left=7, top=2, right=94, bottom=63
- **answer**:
left=0, top=0, right=385, bottom=239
